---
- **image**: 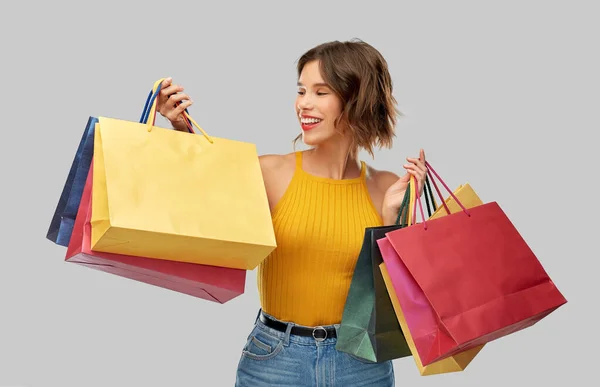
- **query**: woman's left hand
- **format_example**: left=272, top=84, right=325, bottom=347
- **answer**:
left=382, top=149, right=428, bottom=221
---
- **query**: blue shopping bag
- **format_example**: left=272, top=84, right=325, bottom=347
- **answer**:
left=46, top=116, right=98, bottom=246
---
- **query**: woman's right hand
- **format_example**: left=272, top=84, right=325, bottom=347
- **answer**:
left=156, top=77, right=194, bottom=132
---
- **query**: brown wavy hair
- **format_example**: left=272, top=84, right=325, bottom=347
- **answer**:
left=294, top=39, right=402, bottom=158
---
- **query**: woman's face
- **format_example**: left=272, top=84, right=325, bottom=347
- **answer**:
left=295, top=60, right=344, bottom=146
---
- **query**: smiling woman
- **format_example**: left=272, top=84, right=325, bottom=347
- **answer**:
left=156, top=39, right=429, bottom=386
left=295, top=62, right=347, bottom=146
left=293, top=42, right=397, bottom=160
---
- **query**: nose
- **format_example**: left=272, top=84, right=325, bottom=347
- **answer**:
left=296, top=94, right=313, bottom=111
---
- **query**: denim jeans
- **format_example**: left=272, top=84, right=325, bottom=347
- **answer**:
left=235, top=310, right=395, bottom=386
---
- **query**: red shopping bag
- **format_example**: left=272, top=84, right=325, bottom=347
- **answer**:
left=381, top=162, right=567, bottom=366
left=65, top=162, right=246, bottom=303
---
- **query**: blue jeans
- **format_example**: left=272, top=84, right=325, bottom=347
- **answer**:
left=235, top=310, right=395, bottom=386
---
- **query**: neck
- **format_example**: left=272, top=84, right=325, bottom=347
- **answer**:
left=304, top=137, right=361, bottom=180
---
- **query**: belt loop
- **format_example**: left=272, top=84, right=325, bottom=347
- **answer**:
left=283, top=321, right=294, bottom=347
left=255, top=309, right=262, bottom=324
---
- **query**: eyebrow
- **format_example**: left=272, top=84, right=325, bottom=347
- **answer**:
left=297, top=82, right=330, bottom=87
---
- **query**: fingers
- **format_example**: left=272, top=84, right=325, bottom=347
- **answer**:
left=404, top=149, right=427, bottom=195
left=161, top=77, right=172, bottom=88
left=160, top=84, right=184, bottom=102
left=403, top=164, right=422, bottom=177
left=158, top=77, right=184, bottom=102
left=159, top=77, right=180, bottom=98
left=406, top=157, right=426, bottom=173
left=403, top=168, right=422, bottom=188
left=167, top=92, right=193, bottom=106
left=156, top=78, right=194, bottom=118
left=167, top=100, right=194, bottom=122
left=403, top=163, right=427, bottom=187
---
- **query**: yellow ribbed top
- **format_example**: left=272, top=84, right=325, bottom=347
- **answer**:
left=257, top=151, right=383, bottom=326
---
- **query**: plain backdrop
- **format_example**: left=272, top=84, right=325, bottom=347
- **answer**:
left=1, top=0, right=598, bottom=386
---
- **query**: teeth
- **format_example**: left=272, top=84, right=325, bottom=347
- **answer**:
left=301, top=118, right=322, bottom=124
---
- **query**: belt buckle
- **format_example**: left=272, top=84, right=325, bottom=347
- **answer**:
left=312, top=326, right=327, bottom=342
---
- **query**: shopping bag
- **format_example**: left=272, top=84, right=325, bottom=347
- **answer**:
left=378, top=176, right=484, bottom=375
left=47, top=116, right=98, bottom=246
left=336, top=182, right=416, bottom=362
left=336, top=175, right=441, bottom=362
left=47, top=79, right=175, bottom=248
left=381, top=162, right=567, bottom=366
left=379, top=262, right=483, bottom=375
left=66, top=162, right=246, bottom=303
left=90, top=79, right=277, bottom=270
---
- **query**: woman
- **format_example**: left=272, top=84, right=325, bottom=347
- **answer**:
left=157, top=39, right=427, bottom=386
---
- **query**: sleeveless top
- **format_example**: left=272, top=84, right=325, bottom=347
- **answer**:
left=257, top=151, right=383, bottom=327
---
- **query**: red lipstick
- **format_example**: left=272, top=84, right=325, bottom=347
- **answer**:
left=300, top=115, right=323, bottom=131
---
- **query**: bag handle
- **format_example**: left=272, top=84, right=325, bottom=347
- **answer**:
left=394, top=181, right=411, bottom=226
left=141, top=78, right=196, bottom=132
left=394, top=174, right=437, bottom=226
left=140, top=78, right=214, bottom=144
left=406, top=174, right=437, bottom=226
left=410, top=174, right=419, bottom=226
left=412, top=161, right=472, bottom=229
left=423, top=175, right=437, bottom=218
left=140, top=79, right=194, bottom=133
left=140, top=79, right=169, bottom=125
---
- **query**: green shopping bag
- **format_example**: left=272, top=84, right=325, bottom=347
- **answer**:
left=336, top=178, right=437, bottom=363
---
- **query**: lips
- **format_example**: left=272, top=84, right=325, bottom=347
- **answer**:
left=300, top=116, right=323, bottom=131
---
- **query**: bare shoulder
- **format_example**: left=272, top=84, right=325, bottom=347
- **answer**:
left=365, top=164, right=400, bottom=193
left=259, top=152, right=296, bottom=176
left=258, top=152, right=297, bottom=211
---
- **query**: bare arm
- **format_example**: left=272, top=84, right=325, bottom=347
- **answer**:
left=374, top=171, right=409, bottom=225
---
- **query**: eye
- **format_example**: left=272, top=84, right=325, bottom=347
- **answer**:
left=297, top=90, right=305, bottom=95
left=317, top=92, right=328, bottom=96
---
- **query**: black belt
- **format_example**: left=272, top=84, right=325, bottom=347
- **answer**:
left=258, top=312, right=337, bottom=341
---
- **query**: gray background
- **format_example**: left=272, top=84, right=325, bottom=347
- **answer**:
left=1, top=0, right=597, bottom=386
